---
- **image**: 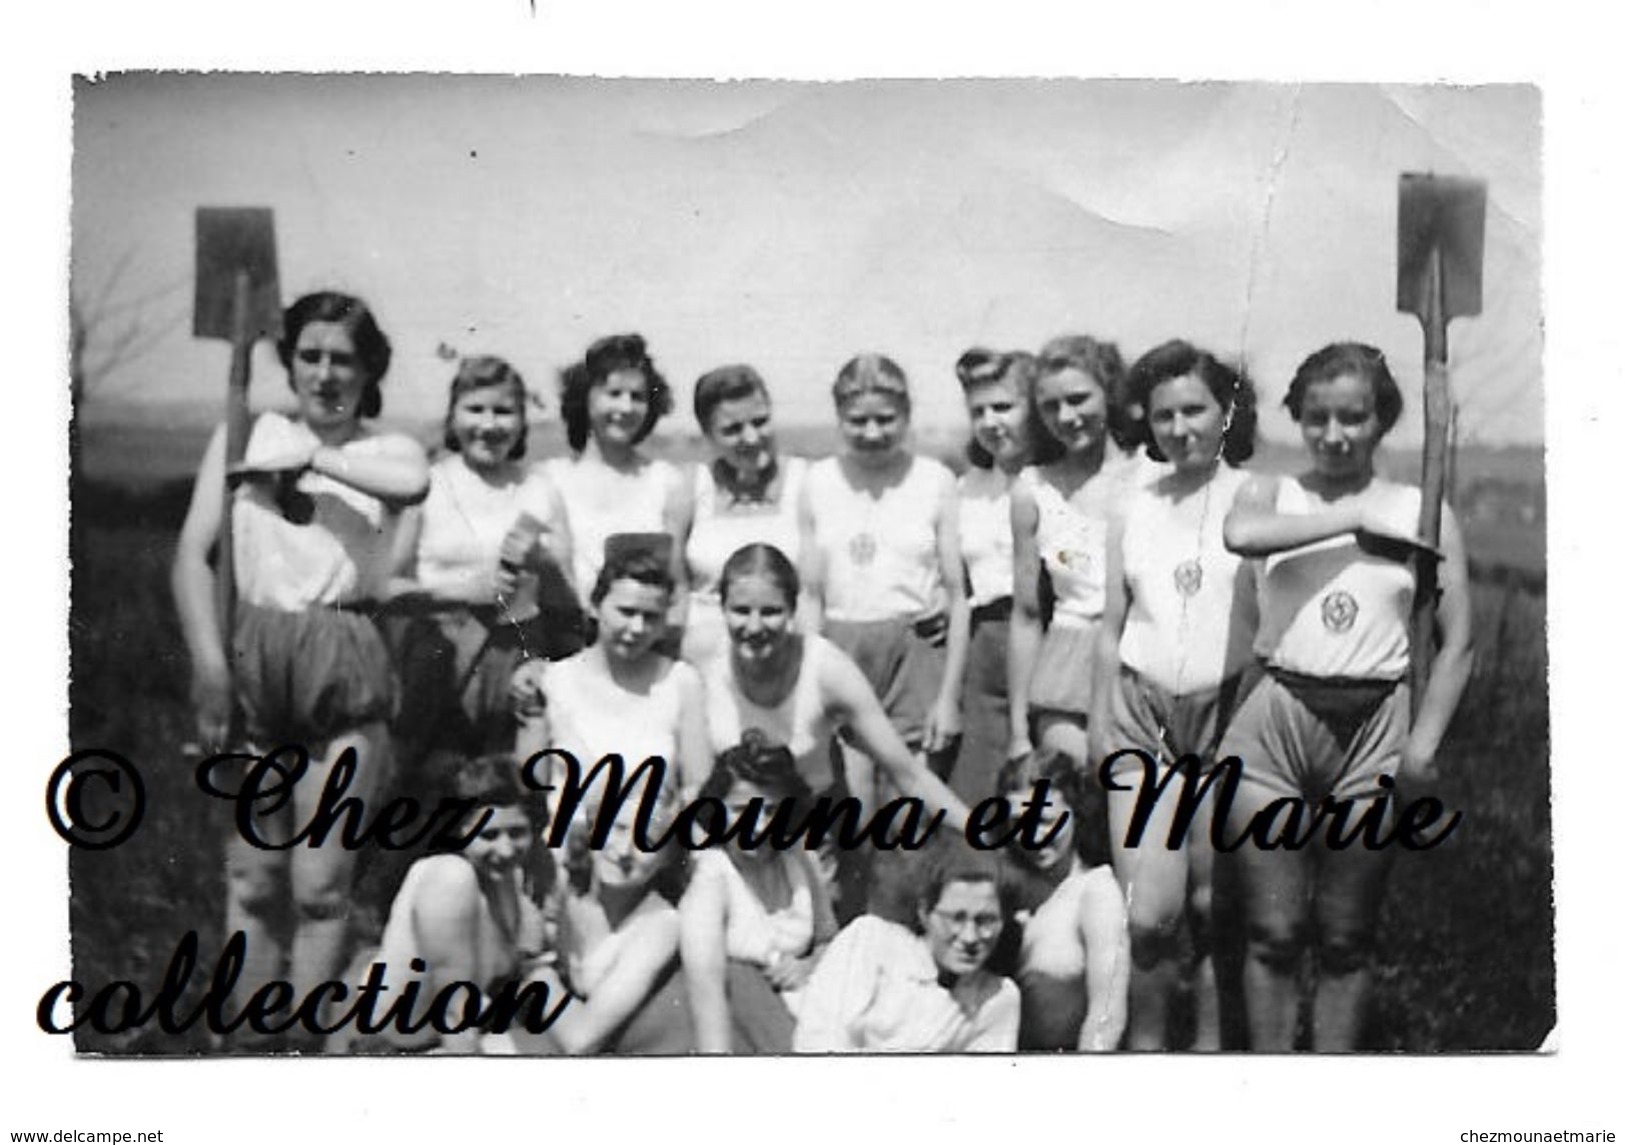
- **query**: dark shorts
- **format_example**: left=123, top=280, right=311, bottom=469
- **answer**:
left=1105, top=665, right=1251, bottom=777
left=823, top=616, right=945, bottom=747
left=387, top=604, right=579, bottom=767
left=1217, top=668, right=1408, bottom=802
left=233, top=602, right=396, bottom=745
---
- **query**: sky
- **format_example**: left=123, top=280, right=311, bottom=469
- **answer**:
left=71, top=76, right=1542, bottom=448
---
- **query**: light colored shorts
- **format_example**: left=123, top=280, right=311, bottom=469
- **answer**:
left=1216, top=667, right=1409, bottom=802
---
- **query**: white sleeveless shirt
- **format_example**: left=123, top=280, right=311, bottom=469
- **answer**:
left=703, top=635, right=842, bottom=793
left=545, top=455, right=677, bottom=596
left=804, top=455, right=951, bottom=623
left=1254, top=477, right=1421, bottom=681
left=957, top=467, right=1015, bottom=607
left=1119, top=465, right=1254, bottom=694
left=543, top=652, right=697, bottom=771
left=233, top=412, right=401, bottom=611
left=414, top=455, right=560, bottom=602
left=1020, top=463, right=1127, bottom=628
left=686, top=457, right=807, bottom=603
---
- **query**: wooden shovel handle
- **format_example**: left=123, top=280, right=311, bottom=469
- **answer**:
left=214, top=270, right=255, bottom=722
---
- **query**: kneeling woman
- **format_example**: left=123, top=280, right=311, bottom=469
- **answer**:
left=703, top=542, right=971, bottom=916
left=996, top=748, right=1129, bottom=1052
left=512, top=537, right=710, bottom=799
left=1221, top=342, right=1473, bottom=1051
left=681, top=731, right=838, bottom=1054
left=335, top=754, right=548, bottom=1055
left=793, top=837, right=1019, bottom=1053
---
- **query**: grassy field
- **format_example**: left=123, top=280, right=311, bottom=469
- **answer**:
left=64, top=429, right=1552, bottom=1053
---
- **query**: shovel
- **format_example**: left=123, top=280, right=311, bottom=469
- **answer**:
left=194, top=208, right=282, bottom=731
left=1396, top=173, right=1485, bottom=711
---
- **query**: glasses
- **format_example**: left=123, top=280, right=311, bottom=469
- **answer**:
left=930, top=909, right=1002, bottom=938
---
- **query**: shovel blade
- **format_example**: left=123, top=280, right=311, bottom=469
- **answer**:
left=1397, top=174, right=1486, bottom=321
left=194, top=207, right=282, bottom=342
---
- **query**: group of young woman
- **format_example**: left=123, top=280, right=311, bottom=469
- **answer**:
left=171, top=289, right=1474, bottom=1055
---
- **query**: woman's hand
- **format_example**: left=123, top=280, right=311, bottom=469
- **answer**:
left=1356, top=504, right=1443, bottom=561
left=922, top=695, right=962, bottom=755
left=510, top=660, right=549, bottom=718
left=1397, top=737, right=1441, bottom=787
left=226, top=446, right=315, bottom=486
left=764, top=952, right=815, bottom=992
left=1008, top=731, right=1034, bottom=761
left=190, top=655, right=234, bottom=748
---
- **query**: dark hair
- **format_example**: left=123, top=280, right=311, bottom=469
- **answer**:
left=590, top=541, right=675, bottom=607
left=1283, top=342, right=1404, bottom=434
left=560, top=333, right=674, bottom=453
left=694, top=364, right=771, bottom=433
left=697, top=729, right=814, bottom=806
left=996, top=747, right=1084, bottom=832
left=276, top=291, right=392, bottom=418
left=957, top=348, right=1038, bottom=470
left=433, top=753, right=546, bottom=859
left=915, top=835, right=1010, bottom=925
left=1030, top=334, right=1130, bottom=460
left=1123, top=340, right=1257, bottom=465
left=717, top=543, right=800, bottom=610
left=831, top=354, right=911, bottom=416
left=442, top=355, right=529, bottom=460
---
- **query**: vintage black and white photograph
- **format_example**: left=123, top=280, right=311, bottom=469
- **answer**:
left=60, top=74, right=1548, bottom=1061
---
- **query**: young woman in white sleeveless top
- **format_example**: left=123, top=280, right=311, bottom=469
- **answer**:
left=704, top=544, right=972, bottom=918
left=1091, top=340, right=1261, bottom=1050
left=511, top=538, right=710, bottom=802
left=1220, top=342, right=1474, bottom=1051
left=543, top=334, right=686, bottom=612
left=680, top=731, right=839, bottom=1053
left=675, top=364, right=808, bottom=665
left=171, top=292, right=428, bottom=1046
left=949, top=348, right=1039, bottom=804
left=388, top=356, right=580, bottom=781
left=1009, top=335, right=1136, bottom=863
left=800, top=354, right=969, bottom=800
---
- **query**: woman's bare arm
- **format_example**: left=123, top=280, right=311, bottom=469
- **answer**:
left=927, top=469, right=971, bottom=755
left=824, top=650, right=971, bottom=832
left=547, top=907, right=681, bottom=1055
left=679, top=867, right=733, bottom=1054
left=170, top=425, right=232, bottom=747
left=1402, top=503, right=1476, bottom=784
left=1089, top=511, right=1129, bottom=767
left=1076, top=872, right=1130, bottom=1051
left=1007, top=478, right=1044, bottom=758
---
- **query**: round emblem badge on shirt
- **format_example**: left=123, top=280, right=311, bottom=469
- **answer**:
left=1173, top=559, right=1203, bottom=597
left=1056, top=548, right=1090, bottom=573
left=1321, top=589, right=1359, bottom=633
left=849, top=532, right=877, bottom=566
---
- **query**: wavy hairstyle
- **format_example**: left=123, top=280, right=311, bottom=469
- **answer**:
left=957, top=348, right=1039, bottom=470
left=1123, top=339, right=1257, bottom=465
left=277, top=291, right=393, bottom=419
left=441, top=355, right=529, bottom=460
left=1030, top=334, right=1130, bottom=461
left=1283, top=341, right=1404, bottom=435
left=559, top=333, right=674, bottom=453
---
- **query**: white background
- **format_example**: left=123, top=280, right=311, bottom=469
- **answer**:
left=5, top=2, right=1617, bottom=1142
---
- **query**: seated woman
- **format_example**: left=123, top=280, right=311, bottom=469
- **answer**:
left=793, top=836, right=1019, bottom=1053
left=994, top=748, right=1129, bottom=1052
left=497, top=783, right=692, bottom=1055
left=389, top=355, right=579, bottom=776
left=333, top=753, right=549, bottom=1055
left=680, top=730, right=839, bottom=1054
left=512, top=536, right=710, bottom=801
